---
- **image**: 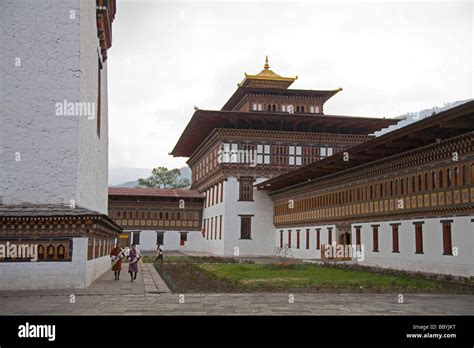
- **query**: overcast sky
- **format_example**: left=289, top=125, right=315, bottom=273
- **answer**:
left=108, top=0, right=473, bottom=174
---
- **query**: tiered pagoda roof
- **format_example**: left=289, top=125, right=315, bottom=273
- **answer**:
left=171, top=58, right=399, bottom=158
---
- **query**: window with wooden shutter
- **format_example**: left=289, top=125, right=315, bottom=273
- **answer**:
left=372, top=225, right=379, bottom=252
left=240, top=216, right=252, bottom=239
left=219, top=215, right=223, bottom=240
left=296, top=230, right=300, bottom=249
left=415, top=223, right=423, bottom=254
left=392, top=224, right=399, bottom=253
left=132, top=232, right=141, bottom=245
left=442, top=221, right=453, bottom=256
left=239, top=177, right=254, bottom=201
left=156, top=232, right=164, bottom=245
left=328, top=228, right=333, bottom=245
left=316, top=228, right=320, bottom=250
left=355, top=226, right=361, bottom=251
left=306, top=229, right=310, bottom=249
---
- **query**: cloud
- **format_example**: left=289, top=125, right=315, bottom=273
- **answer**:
left=108, top=0, right=473, bottom=170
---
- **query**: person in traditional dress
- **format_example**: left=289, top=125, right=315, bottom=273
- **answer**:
left=110, top=243, right=124, bottom=281
left=155, top=244, right=164, bottom=264
left=128, top=244, right=141, bottom=282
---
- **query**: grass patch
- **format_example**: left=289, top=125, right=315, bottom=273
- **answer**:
left=155, top=263, right=240, bottom=293
left=153, top=258, right=474, bottom=293
left=197, top=263, right=474, bottom=294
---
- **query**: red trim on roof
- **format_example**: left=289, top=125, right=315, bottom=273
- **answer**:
left=171, top=110, right=398, bottom=157
left=108, top=187, right=203, bottom=199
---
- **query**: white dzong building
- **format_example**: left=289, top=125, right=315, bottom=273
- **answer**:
left=0, top=0, right=121, bottom=290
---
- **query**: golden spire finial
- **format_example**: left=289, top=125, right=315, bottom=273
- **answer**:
left=264, top=55, right=269, bottom=70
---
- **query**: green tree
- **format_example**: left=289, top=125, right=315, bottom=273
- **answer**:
left=138, top=167, right=190, bottom=189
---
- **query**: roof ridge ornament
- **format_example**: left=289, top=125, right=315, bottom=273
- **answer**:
left=264, top=55, right=270, bottom=70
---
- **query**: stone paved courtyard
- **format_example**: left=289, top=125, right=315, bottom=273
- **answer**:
left=0, top=264, right=473, bottom=315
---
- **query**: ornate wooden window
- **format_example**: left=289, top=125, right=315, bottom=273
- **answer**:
left=447, top=168, right=452, bottom=187
left=239, top=177, right=254, bottom=201
left=442, top=221, right=453, bottom=256
left=391, top=224, right=400, bottom=253
left=257, top=144, right=271, bottom=165
left=240, top=216, right=252, bottom=240
left=414, top=223, right=423, bottom=254
left=320, top=147, right=327, bottom=157
left=288, top=146, right=302, bottom=166
left=454, top=167, right=459, bottom=186
left=438, top=170, right=444, bottom=189
left=273, top=144, right=287, bottom=166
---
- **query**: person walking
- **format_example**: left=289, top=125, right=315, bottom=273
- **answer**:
left=155, top=244, right=164, bottom=264
left=128, top=244, right=141, bottom=282
left=110, top=243, right=124, bottom=281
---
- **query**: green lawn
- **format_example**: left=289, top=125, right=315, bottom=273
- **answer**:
left=198, top=263, right=472, bottom=292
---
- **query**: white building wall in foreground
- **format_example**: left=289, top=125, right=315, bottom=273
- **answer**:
left=184, top=177, right=275, bottom=256
left=0, top=238, right=111, bottom=290
left=353, top=216, right=473, bottom=277
left=0, top=0, right=81, bottom=208
left=273, top=216, right=473, bottom=277
left=222, top=177, right=275, bottom=257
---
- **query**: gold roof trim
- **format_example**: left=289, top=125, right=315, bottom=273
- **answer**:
left=240, top=56, right=297, bottom=88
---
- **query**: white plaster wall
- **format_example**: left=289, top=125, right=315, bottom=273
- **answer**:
left=85, top=253, right=112, bottom=287
left=184, top=178, right=276, bottom=256
left=132, top=230, right=202, bottom=252
left=0, top=0, right=81, bottom=206
left=273, top=224, right=337, bottom=260
left=352, top=216, right=474, bottom=277
left=222, top=177, right=276, bottom=256
left=77, top=0, right=109, bottom=214
left=0, top=0, right=109, bottom=213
